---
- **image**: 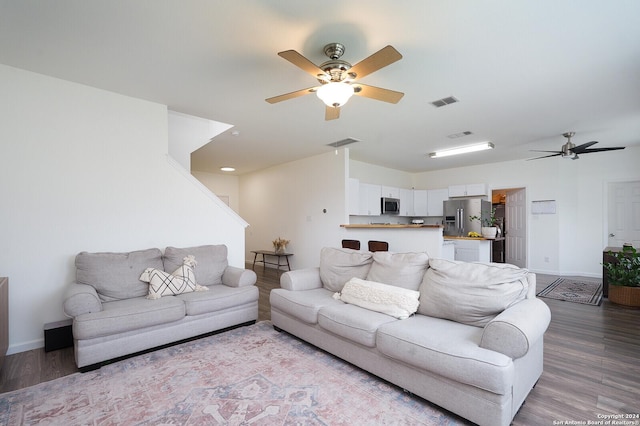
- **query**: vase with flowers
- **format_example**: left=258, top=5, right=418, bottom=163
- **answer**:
left=272, top=237, right=290, bottom=254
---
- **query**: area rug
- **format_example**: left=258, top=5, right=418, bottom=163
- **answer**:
left=537, top=278, right=603, bottom=305
left=0, top=322, right=465, bottom=425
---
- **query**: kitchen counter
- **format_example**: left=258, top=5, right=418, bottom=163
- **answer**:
left=444, top=236, right=505, bottom=241
left=340, top=224, right=444, bottom=257
left=341, top=224, right=443, bottom=229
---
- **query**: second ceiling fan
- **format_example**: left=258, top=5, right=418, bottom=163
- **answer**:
left=528, top=132, right=625, bottom=160
left=266, top=43, right=404, bottom=120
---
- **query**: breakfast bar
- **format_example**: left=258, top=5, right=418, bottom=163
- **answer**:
left=340, top=224, right=444, bottom=257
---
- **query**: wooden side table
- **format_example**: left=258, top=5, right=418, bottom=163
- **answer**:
left=251, top=250, right=293, bottom=272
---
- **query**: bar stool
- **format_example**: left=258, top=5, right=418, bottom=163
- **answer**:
left=368, top=240, right=389, bottom=252
left=342, top=239, right=361, bottom=250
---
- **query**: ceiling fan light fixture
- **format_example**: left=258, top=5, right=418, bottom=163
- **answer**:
left=316, top=82, right=354, bottom=108
left=429, top=142, right=494, bottom=158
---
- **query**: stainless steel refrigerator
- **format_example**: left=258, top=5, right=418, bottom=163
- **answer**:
left=443, top=198, right=491, bottom=237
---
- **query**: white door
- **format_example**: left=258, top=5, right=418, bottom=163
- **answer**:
left=505, top=188, right=527, bottom=267
left=608, top=181, right=640, bottom=247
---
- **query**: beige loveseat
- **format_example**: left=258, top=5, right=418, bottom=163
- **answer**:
left=270, top=247, right=551, bottom=426
left=63, top=244, right=258, bottom=370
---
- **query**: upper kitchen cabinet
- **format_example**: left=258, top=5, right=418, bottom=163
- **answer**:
left=413, top=190, right=428, bottom=216
left=448, top=183, right=487, bottom=197
left=399, top=188, right=414, bottom=216
left=427, top=188, right=449, bottom=217
left=381, top=186, right=400, bottom=199
left=360, top=182, right=382, bottom=216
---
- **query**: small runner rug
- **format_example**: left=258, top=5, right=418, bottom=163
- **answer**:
left=0, top=321, right=464, bottom=425
left=537, top=278, right=603, bottom=306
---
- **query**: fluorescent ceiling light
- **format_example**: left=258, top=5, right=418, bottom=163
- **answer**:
left=316, top=82, right=354, bottom=108
left=220, top=167, right=235, bottom=172
left=429, top=142, right=494, bottom=158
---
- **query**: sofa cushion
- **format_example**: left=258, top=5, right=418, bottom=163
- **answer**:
left=164, top=245, right=228, bottom=286
left=270, top=288, right=342, bottom=324
left=376, top=316, right=513, bottom=395
left=319, top=247, right=373, bottom=292
left=76, top=248, right=163, bottom=302
left=418, top=258, right=529, bottom=327
left=177, top=284, right=258, bottom=316
left=366, top=251, right=429, bottom=291
left=335, top=277, right=420, bottom=319
left=72, top=296, right=185, bottom=340
left=318, top=304, right=397, bottom=347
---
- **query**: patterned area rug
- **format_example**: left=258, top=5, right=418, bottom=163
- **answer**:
left=537, top=278, right=603, bottom=305
left=0, top=322, right=465, bottom=425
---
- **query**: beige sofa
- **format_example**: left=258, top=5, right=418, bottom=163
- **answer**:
left=63, top=244, right=258, bottom=370
left=270, top=247, right=551, bottom=426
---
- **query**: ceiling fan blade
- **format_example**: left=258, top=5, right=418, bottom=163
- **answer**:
left=265, top=86, right=318, bottom=104
left=325, top=106, right=340, bottom=121
left=277, top=50, right=326, bottom=79
left=571, top=141, right=599, bottom=153
left=578, top=147, right=626, bottom=154
left=529, top=150, right=563, bottom=154
left=527, top=153, right=563, bottom=161
left=349, top=45, right=402, bottom=79
left=353, top=84, right=404, bottom=104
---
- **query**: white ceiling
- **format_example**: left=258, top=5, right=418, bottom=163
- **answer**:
left=1, top=1, right=639, bottom=175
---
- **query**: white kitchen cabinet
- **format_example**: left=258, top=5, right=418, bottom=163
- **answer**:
left=348, top=178, right=360, bottom=215
left=452, top=239, right=491, bottom=262
left=360, top=183, right=381, bottom=216
left=381, top=186, right=400, bottom=198
left=448, top=183, right=487, bottom=197
left=413, top=190, right=428, bottom=216
left=399, top=188, right=414, bottom=216
left=427, top=188, right=449, bottom=216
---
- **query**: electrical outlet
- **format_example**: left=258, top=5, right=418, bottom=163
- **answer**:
left=544, top=257, right=550, bottom=263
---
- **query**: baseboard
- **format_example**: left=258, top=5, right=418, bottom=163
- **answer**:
left=7, top=338, right=44, bottom=355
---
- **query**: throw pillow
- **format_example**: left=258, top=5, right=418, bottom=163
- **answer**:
left=366, top=251, right=429, bottom=291
left=334, top=277, right=420, bottom=320
left=418, top=258, right=529, bottom=327
left=141, top=255, right=208, bottom=299
left=319, top=247, right=373, bottom=292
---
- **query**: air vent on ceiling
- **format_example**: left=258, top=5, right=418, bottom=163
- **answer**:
left=447, top=131, right=473, bottom=139
left=327, top=137, right=361, bottom=148
left=430, top=96, right=459, bottom=108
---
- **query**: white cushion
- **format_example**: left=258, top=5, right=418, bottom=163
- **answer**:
left=418, top=258, right=529, bottom=327
left=319, top=247, right=373, bottom=292
left=366, top=251, right=429, bottom=291
left=335, top=277, right=420, bottom=319
left=141, top=255, right=208, bottom=299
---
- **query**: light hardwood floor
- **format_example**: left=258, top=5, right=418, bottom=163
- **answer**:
left=1, top=266, right=639, bottom=425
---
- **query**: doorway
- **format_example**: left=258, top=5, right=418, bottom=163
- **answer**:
left=607, top=180, right=640, bottom=247
left=491, top=187, right=527, bottom=268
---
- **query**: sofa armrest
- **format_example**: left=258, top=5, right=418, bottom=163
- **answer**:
left=222, top=266, right=257, bottom=288
left=280, top=267, right=322, bottom=291
left=479, top=298, right=551, bottom=359
left=63, top=282, right=103, bottom=318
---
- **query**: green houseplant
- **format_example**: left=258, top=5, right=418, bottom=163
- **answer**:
left=602, top=244, right=640, bottom=307
left=469, top=207, right=498, bottom=238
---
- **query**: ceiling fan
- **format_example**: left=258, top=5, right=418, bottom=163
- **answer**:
left=265, top=43, right=404, bottom=120
left=528, top=132, right=625, bottom=161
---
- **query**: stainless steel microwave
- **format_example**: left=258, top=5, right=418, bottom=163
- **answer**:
left=381, top=197, right=400, bottom=215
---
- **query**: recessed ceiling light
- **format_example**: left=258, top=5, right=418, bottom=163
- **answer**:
left=428, top=142, right=494, bottom=158
left=220, top=167, right=235, bottom=172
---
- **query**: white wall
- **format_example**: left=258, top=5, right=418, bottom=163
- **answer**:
left=412, top=148, right=640, bottom=276
left=240, top=150, right=349, bottom=269
left=0, top=64, right=247, bottom=353
left=350, top=160, right=414, bottom=188
left=192, top=171, right=240, bottom=213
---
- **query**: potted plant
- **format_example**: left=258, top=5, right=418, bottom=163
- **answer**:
left=469, top=207, right=498, bottom=239
left=272, top=237, right=290, bottom=254
left=602, top=244, right=640, bottom=307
